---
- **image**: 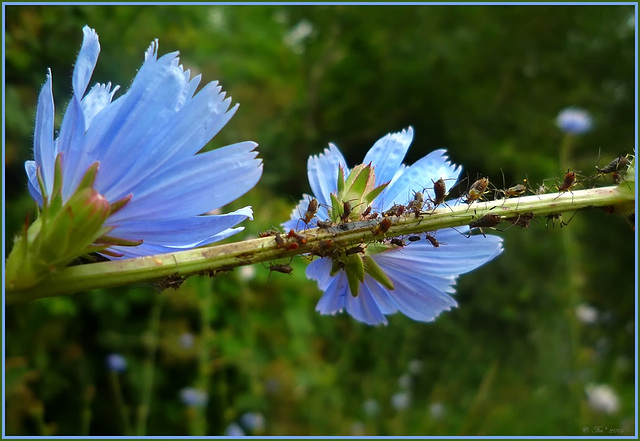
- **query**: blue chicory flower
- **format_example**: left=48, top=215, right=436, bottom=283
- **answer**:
left=556, top=107, right=593, bottom=135
left=239, top=412, right=266, bottom=432
left=105, top=353, right=127, bottom=372
left=179, top=387, right=209, bottom=408
left=284, top=127, right=503, bottom=325
left=224, top=422, right=245, bottom=436
left=25, top=26, right=262, bottom=259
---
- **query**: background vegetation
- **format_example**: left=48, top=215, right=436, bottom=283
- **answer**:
left=4, top=4, right=636, bottom=436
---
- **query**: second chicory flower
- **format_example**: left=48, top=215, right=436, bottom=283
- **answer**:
left=284, top=127, right=503, bottom=325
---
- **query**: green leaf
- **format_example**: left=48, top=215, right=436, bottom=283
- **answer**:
left=363, top=255, right=395, bottom=290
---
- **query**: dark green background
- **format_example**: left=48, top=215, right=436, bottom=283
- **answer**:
left=4, top=4, right=636, bottom=436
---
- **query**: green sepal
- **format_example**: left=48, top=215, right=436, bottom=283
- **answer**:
left=344, top=164, right=371, bottom=199
left=336, top=165, right=345, bottom=194
left=364, top=181, right=390, bottom=206
left=343, top=254, right=365, bottom=297
left=5, top=162, right=112, bottom=291
left=362, top=255, right=395, bottom=290
left=330, top=193, right=343, bottom=223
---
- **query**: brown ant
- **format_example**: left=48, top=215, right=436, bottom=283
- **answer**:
left=466, top=213, right=502, bottom=238
left=345, top=244, right=367, bottom=255
left=264, top=261, right=294, bottom=279
left=372, top=217, right=392, bottom=236
left=499, top=183, right=527, bottom=198
left=545, top=211, right=577, bottom=229
left=425, top=233, right=441, bottom=247
left=258, top=228, right=280, bottom=238
left=287, top=229, right=308, bottom=245
left=273, top=232, right=285, bottom=248
left=595, top=153, right=633, bottom=189
left=508, top=212, right=534, bottom=229
left=316, top=219, right=333, bottom=229
left=303, top=198, right=319, bottom=224
left=407, top=191, right=425, bottom=217
left=557, top=169, right=576, bottom=192
left=596, top=153, right=630, bottom=175
left=433, top=178, right=447, bottom=206
left=310, top=239, right=335, bottom=258
left=384, top=204, right=406, bottom=218
left=465, top=177, right=489, bottom=205
left=389, top=238, right=406, bottom=247
left=340, top=201, right=352, bottom=223
left=553, top=169, right=579, bottom=203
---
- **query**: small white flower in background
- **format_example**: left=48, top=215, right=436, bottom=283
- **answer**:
left=239, top=264, right=257, bottom=281
left=575, top=303, right=599, bottom=325
left=179, top=387, right=209, bottom=408
left=391, top=391, right=411, bottom=411
left=429, top=402, right=446, bottom=420
left=239, top=412, right=266, bottom=432
left=556, top=107, right=593, bottom=134
left=408, top=359, right=424, bottom=375
left=363, top=398, right=380, bottom=417
left=585, top=384, right=620, bottom=415
left=398, top=373, right=412, bottom=390
left=179, top=332, right=195, bottom=349
left=224, top=422, right=245, bottom=436
left=350, top=421, right=366, bottom=436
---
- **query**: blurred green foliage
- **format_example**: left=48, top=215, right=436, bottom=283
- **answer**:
left=4, top=4, right=636, bottom=436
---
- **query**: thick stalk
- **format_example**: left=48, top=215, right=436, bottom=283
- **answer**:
left=6, top=185, right=634, bottom=303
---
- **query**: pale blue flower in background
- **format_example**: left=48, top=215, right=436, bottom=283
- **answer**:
left=391, top=391, right=411, bottom=411
left=363, top=398, right=380, bottom=417
left=239, top=412, right=266, bottom=432
left=179, top=387, right=208, bottom=408
left=105, top=353, right=127, bottom=372
left=285, top=127, right=503, bottom=325
left=179, top=332, right=195, bottom=349
left=25, top=26, right=262, bottom=259
left=429, top=402, right=446, bottom=419
left=556, top=107, right=593, bottom=134
left=224, top=422, right=245, bottom=436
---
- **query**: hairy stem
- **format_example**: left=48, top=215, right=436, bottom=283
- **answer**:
left=6, top=185, right=634, bottom=303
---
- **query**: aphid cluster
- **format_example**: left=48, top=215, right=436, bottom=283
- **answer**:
left=274, top=152, right=632, bottom=279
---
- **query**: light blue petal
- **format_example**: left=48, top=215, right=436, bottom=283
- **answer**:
left=74, top=26, right=101, bottom=99
left=282, top=194, right=330, bottom=230
left=305, top=257, right=335, bottom=290
left=376, top=149, right=462, bottom=212
left=364, top=279, right=400, bottom=315
left=307, top=143, right=349, bottom=208
left=33, top=72, right=55, bottom=195
left=372, top=253, right=459, bottom=311
left=362, top=127, right=413, bottom=187
left=25, top=161, right=43, bottom=206
left=81, top=82, right=119, bottom=129
left=104, top=226, right=246, bottom=260
left=58, top=97, right=88, bottom=200
left=109, top=142, right=262, bottom=222
left=108, top=207, right=253, bottom=246
left=345, top=284, right=388, bottom=325
left=315, top=274, right=349, bottom=316
left=97, top=82, right=237, bottom=200
left=66, top=45, right=196, bottom=196
left=388, top=229, right=504, bottom=276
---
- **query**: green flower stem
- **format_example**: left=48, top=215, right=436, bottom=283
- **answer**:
left=6, top=184, right=634, bottom=303
left=109, top=371, right=132, bottom=436
left=135, top=293, right=164, bottom=436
